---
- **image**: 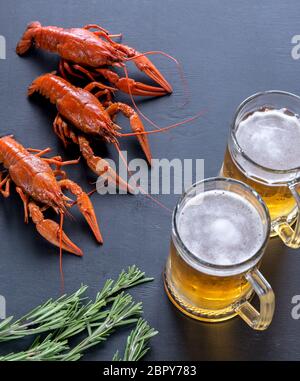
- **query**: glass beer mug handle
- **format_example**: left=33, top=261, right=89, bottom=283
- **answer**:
left=275, top=182, right=300, bottom=248
left=235, top=268, right=275, bottom=330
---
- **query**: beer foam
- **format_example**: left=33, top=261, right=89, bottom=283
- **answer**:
left=237, top=109, right=300, bottom=170
left=177, top=190, right=265, bottom=266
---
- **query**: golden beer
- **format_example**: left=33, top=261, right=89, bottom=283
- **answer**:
left=166, top=240, right=252, bottom=319
left=221, top=92, right=300, bottom=245
left=164, top=178, right=275, bottom=330
left=221, top=148, right=297, bottom=226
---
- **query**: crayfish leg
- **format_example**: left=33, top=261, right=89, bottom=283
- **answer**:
left=77, top=135, right=134, bottom=193
left=59, top=59, right=86, bottom=80
left=16, top=187, right=29, bottom=223
left=26, top=147, right=52, bottom=157
left=0, top=174, right=10, bottom=198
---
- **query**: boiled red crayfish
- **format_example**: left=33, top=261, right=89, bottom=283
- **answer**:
left=28, top=73, right=177, bottom=192
left=0, top=135, right=102, bottom=255
left=16, top=21, right=172, bottom=97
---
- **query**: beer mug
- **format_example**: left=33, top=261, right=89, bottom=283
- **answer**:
left=221, top=91, right=300, bottom=248
left=164, top=178, right=275, bottom=330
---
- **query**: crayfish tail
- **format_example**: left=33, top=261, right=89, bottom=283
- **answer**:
left=16, top=21, right=41, bottom=55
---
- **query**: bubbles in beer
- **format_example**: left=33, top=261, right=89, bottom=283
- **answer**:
left=237, top=109, right=300, bottom=170
left=178, top=190, right=265, bottom=266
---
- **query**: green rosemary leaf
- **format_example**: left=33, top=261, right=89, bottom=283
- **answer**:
left=113, top=318, right=158, bottom=361
left=53, top=266, right=152, bottom=342
left=0, top=335, right=69, bottom=361
left=59, top=292, right=143, bottom=361
left=0, top=266, right=155, bottom=361
left=0, top=286, right=87, bottom=342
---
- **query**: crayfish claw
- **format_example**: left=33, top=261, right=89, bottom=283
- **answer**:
left=37, top=219, right=83, bottom=256
left=133, top=53, right=173, bottom=94
left=58, top=179, right=103, bottom=244
left=115, top=78, right=167, bottom=97
left=76, top=192, right=103, bottom=244
left=95, top=68, right=167, bottom=97
left=28, top=201, right=83, bottom=256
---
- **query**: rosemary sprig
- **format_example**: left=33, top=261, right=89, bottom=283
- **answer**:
left=0, top=266, right=152, bottom=343
left=0, top=286, right=87, bottom=342
left=0, top=317, right=158, bottom=361
left=113, top=318, right=158, bottom=361
left=60, top=292, right=143, bottom=361
left=0, top=335, right=69, bottom=361
left=54, top=265, right=153, bottom=342
left=0, top=266, right=156, bottom=361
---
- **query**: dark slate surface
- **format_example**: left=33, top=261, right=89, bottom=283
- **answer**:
left=0, top=0, right=300, bottom=360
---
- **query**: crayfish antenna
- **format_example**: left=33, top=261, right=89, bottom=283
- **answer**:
left=113, top=142, right=136, bottom=193
left=113, top=142, right=173, bottom=213
left=118, top=109, right=206, bottom=137
left=59, top=212, right=64, bottom=290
